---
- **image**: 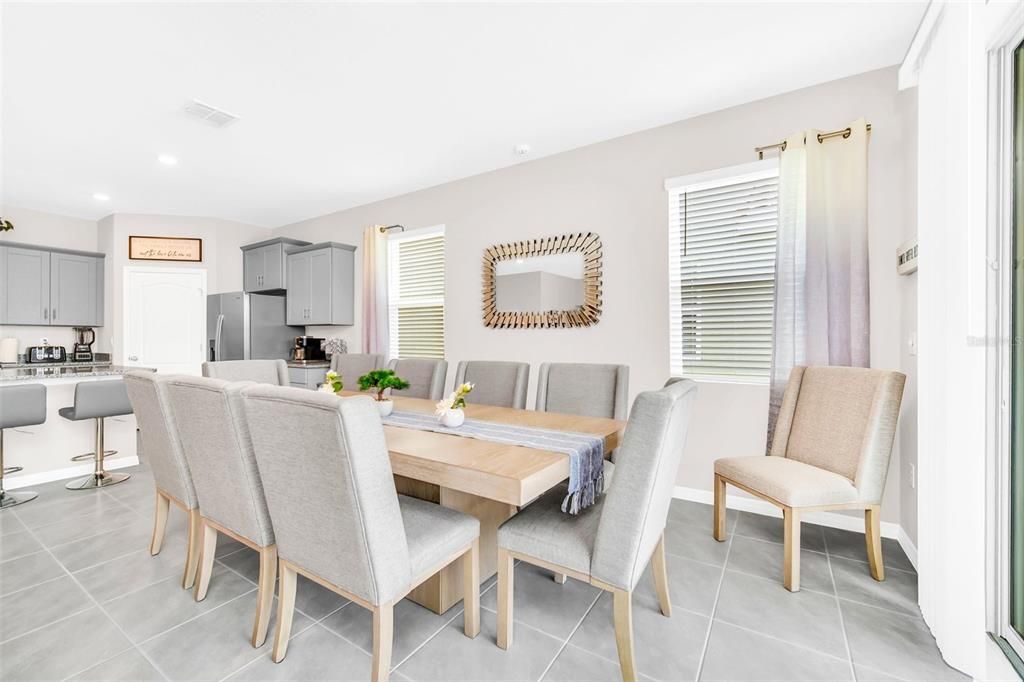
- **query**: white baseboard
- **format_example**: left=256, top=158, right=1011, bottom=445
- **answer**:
left=673, top=485, right=919, bottom=571
left=6, top=456, right=140, bottom=490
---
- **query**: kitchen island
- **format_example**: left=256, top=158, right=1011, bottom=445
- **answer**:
left=2, top=363, right=146, bottom=489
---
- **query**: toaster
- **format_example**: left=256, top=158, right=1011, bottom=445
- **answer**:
left=25, top=345, right=67, bottom=364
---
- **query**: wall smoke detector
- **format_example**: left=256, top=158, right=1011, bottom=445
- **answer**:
left=184, top=99, right=239, bottom=128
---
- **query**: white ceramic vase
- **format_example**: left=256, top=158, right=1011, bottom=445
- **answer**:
left=439, top=408, right=465, bottom=428
left=377, top=399, right=394, bottom=417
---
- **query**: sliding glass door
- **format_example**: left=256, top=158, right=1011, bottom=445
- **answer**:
left=1009, top=39, right=1024, bottom=661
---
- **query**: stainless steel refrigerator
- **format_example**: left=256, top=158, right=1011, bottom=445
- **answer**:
left=207, top=292, right=301, bottom=362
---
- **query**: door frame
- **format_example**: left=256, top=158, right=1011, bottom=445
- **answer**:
left=122, top=265, right=208, bottom=370
left=988, top=6, right=1024, bottom=667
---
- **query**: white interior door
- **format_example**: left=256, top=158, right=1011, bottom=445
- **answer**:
left=124, top=267, right=207, bottom=375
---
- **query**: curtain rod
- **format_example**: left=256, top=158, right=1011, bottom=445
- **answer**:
left=378, top=224, right=405, bottom=234
left=755, top=124, right=872, bottom=160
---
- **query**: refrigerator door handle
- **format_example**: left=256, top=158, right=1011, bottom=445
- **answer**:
left=214, top=314, right=225, bottom=362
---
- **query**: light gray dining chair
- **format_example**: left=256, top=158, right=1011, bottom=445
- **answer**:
left=123, top=371, right=202, bottom=589
left=535, top=362, right=630, bottom=420
left=714, top=366, right=906, bottom=592
left=202, top=359, right=288, bottom=385
left=453, top=361, right=529, bottom=409
left=496, top=379, right=698, bottom=682
left=388, top=358, right=447, bottom=401
left=165, top=375, right=277, bottom=648
left=241, top=385, right=481, bottom=680
left=331, top=353, right=384, bottom=388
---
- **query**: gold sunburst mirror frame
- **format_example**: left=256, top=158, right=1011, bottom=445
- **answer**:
left=482, top=232, right=603, bottom=329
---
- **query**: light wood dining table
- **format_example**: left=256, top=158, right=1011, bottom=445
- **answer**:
left=338, top=391, right=626, bottom=614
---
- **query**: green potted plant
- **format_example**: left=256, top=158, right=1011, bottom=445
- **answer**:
left=318, top=370, right=343, bottom=395
left=357, top=369, right=411, bottom=416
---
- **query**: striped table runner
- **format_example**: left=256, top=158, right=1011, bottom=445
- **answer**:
left=382, top=410, right=605, bottom=514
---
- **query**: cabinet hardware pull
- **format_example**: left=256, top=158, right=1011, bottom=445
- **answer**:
left=43, top=308, right=48, bottom=320
left=52, top=308, right=56, bottom=320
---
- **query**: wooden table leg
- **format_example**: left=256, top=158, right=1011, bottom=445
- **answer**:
left=396, top=476, right=516, bottom=614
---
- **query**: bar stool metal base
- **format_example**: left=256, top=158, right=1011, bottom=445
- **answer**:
left=0, top=490, right=38, bottom=509
left=71, top=450, right=117, bottom=463
left=65, top=471, right=131, bottom=491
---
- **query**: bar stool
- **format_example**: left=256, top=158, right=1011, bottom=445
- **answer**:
left=0, top=383, right=46, bottom=509
left=60, top=380, right=133, bottom=490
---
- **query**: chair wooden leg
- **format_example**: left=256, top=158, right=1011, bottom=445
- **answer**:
left=713, top=474, right=726, bottom=542
left=272, top=560, right=297, bottom=663
left=612, top=589, right=638, bottom=682
left=372, top=602, right=394, bottom=682
left=783, top=506, right=800, bottom=592
left=553, top=572, right=567, bottom=584
left=193, top=520, right=217, bottom=601
left=182, top=507, right=202, bottom=589
left=865, top=506, right=885, bottom=582
left=497, top=547, right=514, bottom=650
left=652, top=533, right=672, bottom=617
left=252, top=545, right=278, bottom=648
left=463, top=539, right=480, bottom=638
left=150, top=491, right=169, bottom=556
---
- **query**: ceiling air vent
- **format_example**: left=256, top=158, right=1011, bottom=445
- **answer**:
left=184, top=99, right=239, bottom=128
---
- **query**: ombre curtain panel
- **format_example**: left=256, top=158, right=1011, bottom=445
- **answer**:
left=362, top=226, right=390, bottom=357
left=768, top=118, right=871, bottom=447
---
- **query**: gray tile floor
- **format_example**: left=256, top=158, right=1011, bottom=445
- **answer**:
left=0, top=465, right=968, bottom=681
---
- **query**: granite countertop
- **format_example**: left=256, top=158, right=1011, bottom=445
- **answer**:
left=0, top=360, right=113, bottom=369
left=0, top=364, right=150, bottom=383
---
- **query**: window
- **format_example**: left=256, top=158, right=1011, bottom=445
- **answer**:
left=388, top=226, right=445, bottom=359
left=666, top=160, right=779, bottom=381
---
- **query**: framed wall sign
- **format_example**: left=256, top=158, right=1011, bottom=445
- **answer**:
left=129, top=235, right=203, bottom=262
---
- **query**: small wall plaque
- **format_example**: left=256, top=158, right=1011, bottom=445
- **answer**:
left=129, top=236, right=203, bottom=262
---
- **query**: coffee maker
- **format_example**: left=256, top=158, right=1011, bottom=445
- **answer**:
left=72, top=327, right=95, bottom=362
left=291, top=336, right=326, bottom=363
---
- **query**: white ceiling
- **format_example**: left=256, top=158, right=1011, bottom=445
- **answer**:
left=1, top=2, right=925, bottom=227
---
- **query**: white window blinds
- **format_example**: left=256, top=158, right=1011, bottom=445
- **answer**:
left=667, top=162, right=779, bottom=381
left=388, top=227, right=445, bottom=360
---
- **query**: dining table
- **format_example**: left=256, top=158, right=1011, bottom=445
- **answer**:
left=338, top=390, right=626, bottom=614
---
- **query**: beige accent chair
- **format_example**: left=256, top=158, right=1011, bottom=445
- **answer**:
left=714, top=366, right=906, bottom=592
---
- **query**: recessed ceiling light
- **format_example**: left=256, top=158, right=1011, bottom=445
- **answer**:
left=92, top=193, right=110, bottom=201
left=158, top=154, right=178, bottom=166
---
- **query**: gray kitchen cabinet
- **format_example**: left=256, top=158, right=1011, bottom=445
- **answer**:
left=285, top=242, right=356, bottom=326
left=241, top=237, right=310, bottom=293
left=50, top=252, right=103, bottom=326
left=0, top=245, right=50, bottom=325
left=0, top=242, right=105, bottom=327
left=288, top=365, right=328, bottom=390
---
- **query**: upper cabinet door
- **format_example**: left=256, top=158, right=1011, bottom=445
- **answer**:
left=261, top=243, right=285, bottom=291
left=286, top=251, right=311, bottom=325
left=0, top=245, right=51, bottom=325
left=307, top=248, right=333, bottom=324
left=243, top=246, right=265, bottom=292
left=50, top=253, right=103, bottom=326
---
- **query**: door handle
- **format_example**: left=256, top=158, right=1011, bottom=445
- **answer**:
left=128, top=355, right=138, bottom=361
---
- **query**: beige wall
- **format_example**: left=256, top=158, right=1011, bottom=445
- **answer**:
left=96, top=213, right=270, bottom=362
left=276, top=66, right=918, bottom=531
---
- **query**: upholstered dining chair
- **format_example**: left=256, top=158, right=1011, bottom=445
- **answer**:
left=202, top=359, right=288, bottom=385
left=165, top=376, right=277, bottom=648
left=496, top=379, right=698, bottom=682
left=331, top=353, right=384, bottom=388
left=241, top=386, right=481, bottom=680
left=388, top=358, right=447, bottom=401
left=535, top=362, right=629, bottom=420
left=714, top=366, right=906, bottom=592
left=453, top=360, right=529, bottom=409
left=123, top=371, right=202, bottom=589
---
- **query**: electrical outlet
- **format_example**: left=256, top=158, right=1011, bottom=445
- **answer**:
left=909, top=463, right=916, bottom=489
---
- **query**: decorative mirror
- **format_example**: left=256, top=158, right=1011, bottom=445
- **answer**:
left=482, top=232, right=602, bottom=328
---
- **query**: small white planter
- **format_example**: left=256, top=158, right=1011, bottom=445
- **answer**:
left=377, top=399, right=394, bottom=417
left=439, top=408, right=465, bottom=428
